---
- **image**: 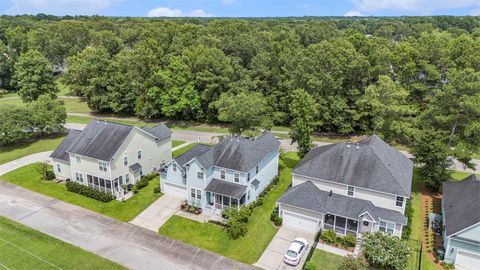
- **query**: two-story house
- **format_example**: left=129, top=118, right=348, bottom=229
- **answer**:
left=277, top=135, right=412, bottom=238
left=50, top=120, right=172, bottom=198
left=160, top=132, right=280, bottom=212
left=441, top=174, right=480, bottom=270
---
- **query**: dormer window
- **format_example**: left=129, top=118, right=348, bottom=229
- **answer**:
left=347, top=186, right=355, bottom=197
left=396, top=196, right=404, bottom=207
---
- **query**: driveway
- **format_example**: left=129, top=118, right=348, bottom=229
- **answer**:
left=0, top=181, right=256, bottom=270
left=130, top=194, right=184, bottom=231
left=0, top=151, right=52, bottom=176
left=255, top=227, right=316, bottom=270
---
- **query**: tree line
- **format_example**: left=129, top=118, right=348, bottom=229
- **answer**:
left=1, top=15, right=479, bottom=188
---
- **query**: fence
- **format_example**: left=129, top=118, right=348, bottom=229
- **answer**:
left=407, top=238, right=423, bottom=270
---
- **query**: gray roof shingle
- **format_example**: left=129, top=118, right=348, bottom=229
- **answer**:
left=293, top=135, right=413, bottom=197
left=205, top=178, right=247, bottom=199
left=173, top=144, right=212, bottom=169
left=443, top=174, right=480, bottom=236
left=141, top=124, right=171, bottom=140
left=49, top=129, right=82, bottom=162
left=278, top=181, right=407, bottom=224
left=129, top=163, right=142, bottom=172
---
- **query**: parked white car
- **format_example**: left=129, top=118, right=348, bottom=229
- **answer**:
left=283, top=238, right=309, bottom=266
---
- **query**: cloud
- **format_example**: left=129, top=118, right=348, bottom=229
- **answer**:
left=344, top=10, right=363, bottom=16
left=147, top=6, right=213, bottom=17
left=351, top=0, right=480, bottom=13
left=6, top=0, right=122, bottom=15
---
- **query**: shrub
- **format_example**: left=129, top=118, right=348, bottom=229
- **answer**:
left=274, top=216, right=282, bottom=226
left=66, top=181, right=115, bottom=202
left=363, top=232, right=411, bottom=270
left=340, top=233, right=356, bottom=248
left=35, top=161, right=50, bottom=180
left=402, top=199, right=413, bottom=239
left=249, top=196, right=264, bottom=209
left=153, top=184, right=160, bottom=194
left=320, top=229, right=338, bottom=244
left=270, top=212, right=277, bottom=221
left=135, top=178, right=149, bottom=190
left=339, top=255, right=369, bottom=270
left=303, top=261, right=317, bottom=270
left=45, top=170, right=55, bottom=180
left=225, top=206, right=252, bottom=239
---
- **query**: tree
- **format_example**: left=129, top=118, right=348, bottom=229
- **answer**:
left=339, top=255, right=369, bottom=270
left=357, top=75, right=416, bottom=143
left=224, top=206, right=252, bottom=239
left=0, top=105, right=32, bottom=145
left=412, top=130, right=453, bottom=190
left=363, top=232, right=411, bottom=270
left=289, top=89, right=318, bottom=157
left=35, top=161, right=50, bottom=180
left=215, top=91, right=272, bottom=136
left=0, top=41, right=15, bottom=90
left=13, top=50, right=57, bottom=102
left=27, top=95, right=66, bottom=136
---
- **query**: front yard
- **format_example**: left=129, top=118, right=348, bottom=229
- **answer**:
left=0, top=164, right=161, bottom=222
left=159, top=152, right=299, bottom=264
left=0, top=216, right=126, bottom=270
left=307, top=249, right=344, bottom=269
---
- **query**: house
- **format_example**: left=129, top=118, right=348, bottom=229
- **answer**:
left=50, top=120, right=172, bottom=198
left=441, top=174, right=480, bottom=270
left=160, top=132, right=280, bottom=211
left=277, top=135, right=412, bottom=238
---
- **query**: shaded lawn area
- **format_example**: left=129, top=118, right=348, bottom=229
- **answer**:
left=55, top=77, right=73, bottom=96
left=0, top=216, right=126, bottom=270
left=173, top=143, right=199, bottom=157
left=159, top=152, right=299, bottom=264
left=308, top=249, right=344, bottom=269
left=172, top=140, right=186, bottom=147
left=0, top=136, right=65, bottom=165
left=0, top=164, right=161, bottom=222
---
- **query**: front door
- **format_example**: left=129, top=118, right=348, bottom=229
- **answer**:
left=215, top=194, right=222, bottom=209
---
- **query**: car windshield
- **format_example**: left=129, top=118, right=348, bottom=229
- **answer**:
left=286, top=250, right=298, bottom=257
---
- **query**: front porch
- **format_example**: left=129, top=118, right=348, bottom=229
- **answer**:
left=322, top=213, right=372, bottom=237
left=204, top=178, right=248, bottom=212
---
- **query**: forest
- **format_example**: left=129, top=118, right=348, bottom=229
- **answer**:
left=0, top=15, right=479, bottom=175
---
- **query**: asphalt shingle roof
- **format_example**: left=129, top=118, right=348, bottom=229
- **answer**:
left=173, top=144, right=212, bottom=168
left=205, top=178, right=247, bottom=199
left=443, top=174, right=480, bottom=236
left=129, top=163, right=142, bottom=172
left=293, top=135, right=413, bottom=197
left=49, top=129, right=82, bottom=162
left=278, top=181, right=407, bottom=224
left=141, top=124, right=171, bottom=140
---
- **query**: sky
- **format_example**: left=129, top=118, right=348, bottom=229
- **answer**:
left=1, top=0, right=480, bottom=17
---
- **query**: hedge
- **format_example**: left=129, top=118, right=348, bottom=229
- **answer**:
left=66, top=181, right=115, bottom=202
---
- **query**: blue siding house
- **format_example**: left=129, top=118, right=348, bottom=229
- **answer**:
left=442, top=174, right=480, bottom=270
left=160, top=132, right=280, bottom=212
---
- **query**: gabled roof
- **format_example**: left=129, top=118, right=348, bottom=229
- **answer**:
left=205, top=179, right=247, bottom=199
left=188, top=132, right=280, bottom=172
left=173, top=144, right=212, bottom=169
left=278, top=181, right=407, bottom=224
left=129, top=163, right=142, bottom=172
left=293, top=135, right=413, bottom=197
left=141, top=124, right=171, bottom=141
left=50, top=129, right=82, bottom=162
left=443, top=174, right=480, bottom=236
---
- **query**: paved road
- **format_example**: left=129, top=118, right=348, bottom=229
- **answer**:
left=0, top=151, right=52, bottom=176
left=0, top=181, right=256, bottom=270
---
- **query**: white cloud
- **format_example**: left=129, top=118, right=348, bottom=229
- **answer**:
left=147, top=6, right=213, bottom=17
left=344, top=10, right=363, bottom=16
left=351, top=0, right=480, bottom=13
left=6, top=0, right=122, bottom=15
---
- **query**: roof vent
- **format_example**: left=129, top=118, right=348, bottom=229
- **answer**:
left=329, top=190, right=333, bottom=196
left=356, top=143, right=360, bottom=149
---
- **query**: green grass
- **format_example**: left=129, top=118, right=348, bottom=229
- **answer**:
left=308, top=249, right=345, bottom=269
left=172, top=140, right=186, bottom=147
left=0, top=95, right=91, bottom=113
left=0, top=136, right=65, bottom=165
left=66, top=114, right=159, bottom=127
left=159, top=152, right=299, bottom=264
left=55, top=78, right=73, bottom=96
left=167, top=123, right=229, bottom=133
left=0, top=92, right=18, bottom=98
left=0, top=216, right=126, bottom=270
left=173, top=143, right=199, bottom=157
left=472, top=153, right=480, bottom=159
left=0, top=164, right=161, bottom=222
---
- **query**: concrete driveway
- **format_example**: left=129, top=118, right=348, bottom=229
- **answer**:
left=255, top=227, right=316, bottom=270
left=130, top=194, right=184, bottom=231
left=0, top=181, right=255, bottom=270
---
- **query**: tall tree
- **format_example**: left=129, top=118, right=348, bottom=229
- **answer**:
left=0, top=105, right=32, bottom=145
left=289, top=89, right=318, bottom=157
left=0, top=41, right=15, bottom=90
left=27, top=95, right=66, bottom=136
left=13, top=50, right=57, bottom=102
left=215, top=91, right=272, bottom=136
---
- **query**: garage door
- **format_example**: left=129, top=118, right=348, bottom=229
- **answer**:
left=282, top=210, right=320, bottom=232
left=164, top=182, right=187, bottom=198
left=456, top=250, right=480, bottom=270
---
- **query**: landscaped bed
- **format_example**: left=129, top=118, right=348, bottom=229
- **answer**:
left=0, top=164, right=161, bottom=222
left=159, top=152, right=299, bottom=264
left=0, top=216, right=126, bottom=270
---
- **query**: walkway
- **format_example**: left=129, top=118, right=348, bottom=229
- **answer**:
left=172, top=142, right=191, bottom=151
left=0, top=181, right=256, bottom=270
left=0, top=151, right=52, bottom=176
left=130, top=194, right=184, bottom=232
left=315, top=242, right=352, bottom=257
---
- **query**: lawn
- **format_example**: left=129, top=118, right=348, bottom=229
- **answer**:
left=0, top=136, right=65, bottom=165
left=55, top=77, right=73, bottom=96
left=0, top=94, right=91, bottom=113
left=159, top=152, right=300, bottom=264
left=307, top=249, right=345, bottom=269
left=172, top=140, right=186, bottom=147
left=173, top=143, right=199, bottom=157
left=0, top=216, right=126, bottom=270
left=0, top=164, right=161, bottom=222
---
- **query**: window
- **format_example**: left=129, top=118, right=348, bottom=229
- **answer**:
left=75, top=156, right=81, bottom=163
left=56, top=163, right=61, bottom=173
left=196, top=189, right=201, bottom=200
left=234, top=173, right=239, bottom=183
left=347, top=186, right=355, bottom=197
left=75, top=172, right=84, bottom=183
left=140, top=170, right=143, bottom=177
left=379, top=221, right=395, bottom=235
left=197, top=171, right=204, bottom=179
left=137, top=149, right=142, bottom=160
left=247, top=190, right=250, bottom=200
left=247, top=173, right=250, bottom=182
left=125, top=173, right=129, bottom=183
left=173, top=164, right=177, bottom=172
left=123, top=155, right=128, bottom=166
left=98, top=161, right=107, bottom=172
left=396, top=196, right=404, bottom=207
left=220, top=170, right=225, bottom=180
left=191, top=188, right=196, bottom=199
left=256, top=165, right=259, bottom=174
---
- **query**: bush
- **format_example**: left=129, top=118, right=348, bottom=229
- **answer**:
left=402, top=199, right=413, bottom=239
left=274, top=216, right=282, bottom=226
left=45, top=170, right=55, bottom=180
left=225, top=206, right=252, bottom=239
left=153, top=184, right=160, bottom=194
left=363, top=232, right=411, bottom=270
left=66, top=181, right=115, bottom=202
left=339, top=255, right=369, bottom=270
left=249, top=196, right=264, bottom=209
left=340, top=233, right=356, bottom=248
left=270, top=212, right=277, bottom=221
left=303, top=261, right=317, bottom=270
left=320, top=229, right=338, bottom=244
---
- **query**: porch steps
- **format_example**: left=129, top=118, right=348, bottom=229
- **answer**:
left=353, top=237, right=363, bottom=256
